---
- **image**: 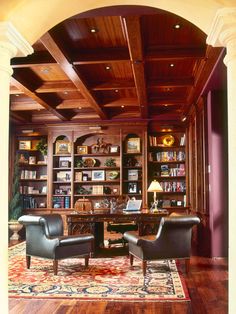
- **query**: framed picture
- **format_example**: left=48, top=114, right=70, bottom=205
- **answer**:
left=110, top=145, right=119, bottom=153
left=92, top=185, right=104, bottom=195
left=77, top=145, right=88, bottom=154
left=91, top=170, right=105, bottom=181
left=128, top=169, right=139, bottom=181
left=55, top=140, right=71, bottom=155
left=56, top=171, right=71, bottom=182
left=128, top=182, right=137, bottom=194
left=126, top=138, right=141, bottom=153
left=19, top=140, right=31, bottom=150
left=59, top=160, right=70, bottom=168
left=29, top=156, right=36, bottom=165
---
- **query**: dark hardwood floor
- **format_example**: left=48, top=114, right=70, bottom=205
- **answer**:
left=9, top=234, right=228, bottom=314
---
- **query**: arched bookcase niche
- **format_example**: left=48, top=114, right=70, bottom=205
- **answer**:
left=122, top=133, right=143, bottom=201
left=51, top=135, right=73, bottom=209
left=73, top=131, right=122, bottom=209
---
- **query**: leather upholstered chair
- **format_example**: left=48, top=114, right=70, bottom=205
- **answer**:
left=18, top=214, right=94, bottom=275
left=124, top=215, right=200, bottom=276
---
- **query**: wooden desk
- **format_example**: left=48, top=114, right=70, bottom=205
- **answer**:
left=66, top=209, right=168, bottom=249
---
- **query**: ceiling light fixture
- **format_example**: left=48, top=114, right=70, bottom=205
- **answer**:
left=164, top=104, right=168, bottom=107
left=41, top=68, right=50, bottom=74
left=63, top=91, right=68, bottom=95
left=170, top=63, right=175, bottom=67
left=105, top=66, right=111, bottom=70
left=22, top=129, right=34, bottom=134
left=174, top=24, right=181, bottom=29
left=115, top=89, right=119, bottom=93
left=15, top=94, right=19, bottom=97
left=121, top=105, right=125, bottom=108
left=78, top=107, right=82, bottom=110
left=90, top=28, right=98, bottom=33
left=181, top=116, right=187, bottom=122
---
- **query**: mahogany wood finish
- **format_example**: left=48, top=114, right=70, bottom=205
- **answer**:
left=9, top=255, right=228, bottom=314
left=9, top=7, right=223, bottom=124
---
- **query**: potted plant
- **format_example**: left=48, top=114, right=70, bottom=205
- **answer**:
left=9, top=156, right=23, bottom=240
left=36, top=138, right=48, bottom=162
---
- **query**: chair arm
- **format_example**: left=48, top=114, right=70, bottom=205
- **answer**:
left=18, top=215, right=42, bottom=225
left=124, top=231, right=143, bottom=245
left=57, top=234, right=94, bottom=246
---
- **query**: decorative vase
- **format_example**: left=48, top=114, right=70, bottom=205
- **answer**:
left=9, top=221, right=23, bottom=241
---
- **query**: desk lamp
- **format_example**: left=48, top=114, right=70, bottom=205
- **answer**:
left=147, top=180, right=163, bottom=213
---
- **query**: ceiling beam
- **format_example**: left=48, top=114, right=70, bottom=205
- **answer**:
left=10, top=111, right=31, bottom=123
left=40, top=32, right=108, bottom=120
left=72, top=48, right=130, bottom=65
left=149, top=77, right=194, bottom=88
left=149, top=98, right=186, bottom=105
left=11, top=51, right=56, bottom=68
left=103, top=98, right=138, bottom=107
left=121, top=16, right=148, bottom=119
left=146, top=47, right=206, bottom=61
left=91, top=80, right=135, bottom=91
left=11, top=76, right=70, bottom=121
left=35, top=80, right=78, bottom=93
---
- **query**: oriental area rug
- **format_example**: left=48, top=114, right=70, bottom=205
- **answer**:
left=9, top=242, right=190, bottom=302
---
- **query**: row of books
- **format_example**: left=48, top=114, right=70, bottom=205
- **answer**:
left=155, top=151, right=185, bottom=162
left=20, top=185, right=47, bottom=194
left=53, top=196, right=71, bottom=208
left=160, top=164, right=185, bottom=177
left=159, top=181, right=186, bottom=192
left=22, top=196, right=38, bottom=209
left=20, top=170, right=37, bottom=179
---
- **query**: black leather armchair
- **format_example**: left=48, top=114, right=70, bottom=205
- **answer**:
left=124, top=215, right=200, bottom=276
left=18, top=214, right=94, bottom=275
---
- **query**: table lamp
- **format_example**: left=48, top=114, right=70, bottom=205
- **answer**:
left=147, top=180, right=163, bottom=213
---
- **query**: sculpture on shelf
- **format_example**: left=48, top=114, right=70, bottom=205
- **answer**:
left=91, top=138, right=110, bottom=153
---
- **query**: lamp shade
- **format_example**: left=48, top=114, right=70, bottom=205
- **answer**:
left=147, top=180, right=163, bottom=192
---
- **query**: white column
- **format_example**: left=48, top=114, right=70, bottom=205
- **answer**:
left=207, top=7, right=236, bottom=314
left=0, top=21, right=33, bottom=312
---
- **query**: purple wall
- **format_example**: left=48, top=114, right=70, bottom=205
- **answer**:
left=207, top=90, right=228, bottom=257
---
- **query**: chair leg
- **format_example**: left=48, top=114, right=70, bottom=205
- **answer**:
left=85, top=255, right=89, bottom=268
left=129, top=253, right=134, bottom=266
left=142, top=260, right=147, bottom=276
left=26, top=255, right=31, bottom=269
left=185, top=259, right=190, bottom=274
left=53, top=260, right=58, bottom=275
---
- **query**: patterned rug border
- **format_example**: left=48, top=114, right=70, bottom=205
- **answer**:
left=9, top=242, right=190, bottom=302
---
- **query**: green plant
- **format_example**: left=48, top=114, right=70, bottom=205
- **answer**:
left=104, top=158, right=116, bottom=167
left=9, top=156, right=22, bottom=221
left=36, top=138, right=48, bottom=156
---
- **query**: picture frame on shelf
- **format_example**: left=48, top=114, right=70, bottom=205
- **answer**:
left=128, top=169, right=139, bottom=181
left=56, top=171, right=71, bottom=182
left=110, top=145, right=119, bottom=153
left=126, top=138, right=141, bottom=153
left=29, top=156, right=36, bottom=165
left=92, top=185, right=104, bottom=195
left=59, top=160, right=70, bottom=168
left=55, top=140, right=71, bottom=155
left=91, top=170, right=105, bottom=181
left=77, top=145, right=88, bottom=154
left=19, top=140, right=31, bottom=150
left=128, top=182, right=138, bottom=194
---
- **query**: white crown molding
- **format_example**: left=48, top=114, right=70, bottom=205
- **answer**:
left=207, top=7, right=236, bottom=47
left=0, top=21, right=33, bottom=57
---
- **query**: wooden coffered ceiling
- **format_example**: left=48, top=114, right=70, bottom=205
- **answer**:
left=10, top=6, right=223, bottom=126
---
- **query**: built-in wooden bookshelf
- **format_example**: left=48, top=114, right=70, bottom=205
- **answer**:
left=148, top=131, right=188, bottom=212
left=12, top=123, right=189, bottom=214
left=16, top=135, right=48, bottom=210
